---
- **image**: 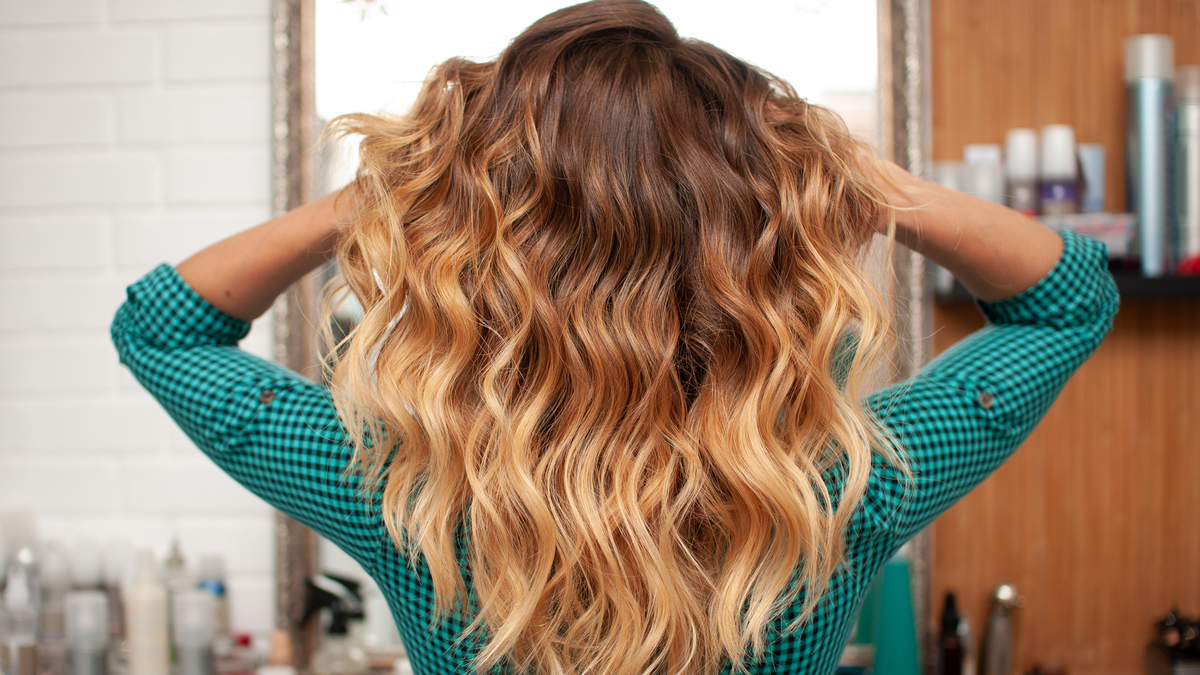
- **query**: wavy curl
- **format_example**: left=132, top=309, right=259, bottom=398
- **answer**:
left=325, top=2, right=902, bottom=673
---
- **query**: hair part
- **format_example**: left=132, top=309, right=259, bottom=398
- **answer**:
left=324, top=2, right=902, bottom=674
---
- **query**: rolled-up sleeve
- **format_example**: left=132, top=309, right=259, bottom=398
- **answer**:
left=864, top=230, right=1120, bottom=546
left=111, top=264, right=385, bottom=570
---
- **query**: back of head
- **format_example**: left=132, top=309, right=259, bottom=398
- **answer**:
left=327, top=2, right=895, bottom=673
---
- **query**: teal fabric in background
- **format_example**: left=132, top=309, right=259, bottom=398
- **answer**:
left=872, top=555, right=921, bottom=675
left=841, top=551, right=919, bottom=675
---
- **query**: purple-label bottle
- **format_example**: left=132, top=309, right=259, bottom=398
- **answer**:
left=1039, top=179, right=1079, bottom=215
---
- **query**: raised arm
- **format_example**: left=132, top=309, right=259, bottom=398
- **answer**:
left=879, top=159, right=1064, bottom=302
left=861, top=162, right=1118, bottom=546
left=110, top=188, right=387, bottom=569
left=175, top=187, right=349, bottom=321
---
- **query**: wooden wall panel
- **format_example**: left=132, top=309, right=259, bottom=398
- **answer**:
left=931, top=0, right=1200, bottom=211
left=931, top=301, right=1200, bottom=674
left=929, top=1, right=1200, bottom=674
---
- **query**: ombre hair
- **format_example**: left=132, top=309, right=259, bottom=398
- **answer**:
left=325, top=1, right=901, bottom=673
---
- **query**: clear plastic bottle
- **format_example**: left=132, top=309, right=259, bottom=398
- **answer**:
left=930, top=161, right=967, bottom=295
left=963, top=144, right=1005, bottom=205
left=42, top=542, right=72, bottom=640
left=102, top=540, right=129, bottom=644
left=310, top=634, right=368, bottom=675
left=0, top=601, right=10, bottom=675
left=196, top=556, right=230, bottom=656
left=307, top=577, right=368, bottom=675
left=161, top=538, right=194, bottom=664
left=4, top=566, right=38, bottom=675
left=162, top=541, right=190, bottom=600
left=173, top=591, right=215, bottom=675
left=125, top=552, right=168, bottom=675
left=65, top=591, right=108, bottom=675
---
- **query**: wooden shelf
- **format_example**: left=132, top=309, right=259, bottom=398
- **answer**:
left=935, top=266, right=1200, bottom=302
left=1109, top=272, right=1200, bottom=298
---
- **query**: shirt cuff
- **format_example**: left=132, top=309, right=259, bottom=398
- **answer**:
left=976, top=229, right=1114, bottom=329
left=121, top=263, right=252, bottom=349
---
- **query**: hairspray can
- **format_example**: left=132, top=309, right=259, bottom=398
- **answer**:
left=1126, top=34, right=1175, bottom=277
left=1177, top=65, right=1200, bottom=274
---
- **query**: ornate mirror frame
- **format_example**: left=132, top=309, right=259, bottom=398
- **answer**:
left=269, top=0, right=934, bottom=668
left=879, top=0, right=936, bottom=670
left=270, top=0, right=321, bottom=665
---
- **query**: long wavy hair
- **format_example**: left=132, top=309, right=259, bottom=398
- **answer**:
left=325, top=2, right=900, bottom=674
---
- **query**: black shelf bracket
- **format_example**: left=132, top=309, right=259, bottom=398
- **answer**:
left=935, top=266, right=1200, bottom=302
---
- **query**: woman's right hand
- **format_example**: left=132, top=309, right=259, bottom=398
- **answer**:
left=176, top=185, right=358, bottom=322
left=874, top=160, right=1063, bottom=303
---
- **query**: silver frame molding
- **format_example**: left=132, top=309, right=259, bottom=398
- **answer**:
left=271, top=0, right=320, bottom=668
left=879, top=0, right=936, bottom=671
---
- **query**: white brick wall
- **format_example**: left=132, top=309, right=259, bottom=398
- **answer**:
left=0, top=0, right=276, bottom=636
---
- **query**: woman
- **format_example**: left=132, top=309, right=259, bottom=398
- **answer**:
left=111, top=1, right=1117, bottom=674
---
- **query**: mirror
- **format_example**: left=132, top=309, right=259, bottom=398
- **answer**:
left=272, top=0, right=933, bottom=667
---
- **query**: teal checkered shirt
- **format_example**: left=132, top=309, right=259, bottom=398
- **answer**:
left=112, top=230, right=1117, bottom=675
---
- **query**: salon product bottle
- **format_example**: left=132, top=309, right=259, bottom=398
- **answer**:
left=930, top=162, right=967, bottom=295
left=257, top=666, right=297, bottom=675
left=65, top=591, right=108, bottom=675
left=42, top=541, right=72, bottom=640
left=1126, top=34, right=1175, bottom=277
left=933, top=161, right=966, bottom=193
left=125, top=551, right=169, bottom=675
left=362, top=593, right=404, bottom=650
left=306, top=576, right=368, bottom=675
left=1005, top=129, right=1039, bottom=215
left=196, top=556, right=231, bottom=655
left=964, top=144, right=1001, bottom=166
left=71, top=540, right=103, bottom=592
left=1, top=513, right=39, bottom=572
left=255, top=629, right=297, bottom=675
left=957, top=615, right=976, bottom=675
left=173, top=591, right=215, bottom=675
left=1039, top=125, right=1079, bottom=215
left=310, top=630, right=368, bottom=675
left=981, top=584, right=1021, bottom=675
left=1177, top=65, right=1200, bottom=274
left=964, top=144, right=1005, bottom=205
left=4, top=567, right=38, bottom=675
left=0, top=603, right=10, bottom=675
left=0, top=516, right=6, bottom=575
left=1077, top=144, right=1107, bottom=213
left=939, top=592, right=963, bottom=675
left=162, top=538, right=193, bottom=666
left=163, top=539, right=193, bottom=605
left=102, top=540, right=129, bottom=641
